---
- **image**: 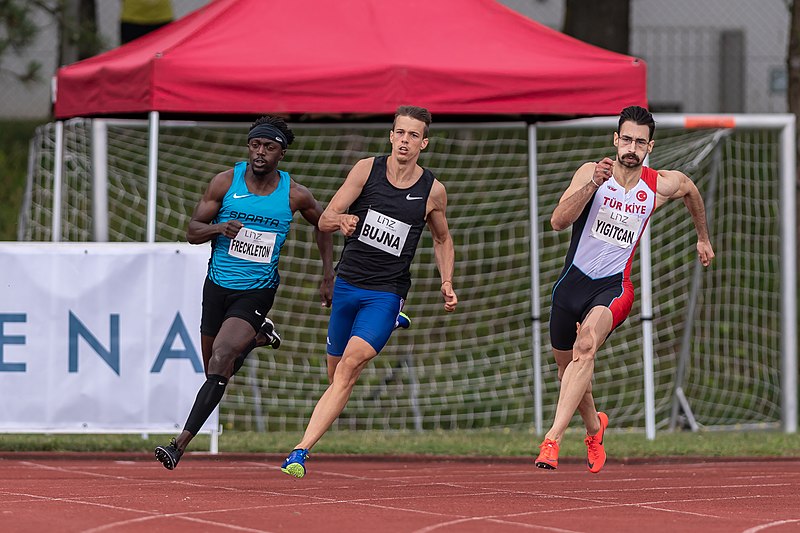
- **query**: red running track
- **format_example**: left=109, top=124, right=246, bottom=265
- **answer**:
left=1, top=453, right=799, bottom=532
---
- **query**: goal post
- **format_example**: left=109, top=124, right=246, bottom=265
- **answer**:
left=20, top=114, right=796, bottom=437
left=533, top=114, right=796, bottom=436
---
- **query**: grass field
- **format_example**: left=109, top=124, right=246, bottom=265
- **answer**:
left=2, top=429, right=799, bottom=458
left=0, top=119, right=44, bottom=240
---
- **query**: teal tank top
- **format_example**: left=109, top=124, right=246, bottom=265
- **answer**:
left=208, top=161, right=293, bottom=289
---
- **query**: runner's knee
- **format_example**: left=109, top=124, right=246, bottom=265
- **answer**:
left=327, top=357, right=340, bottom=383
left=334, top=354, right=373, bottom=388
left=553, top=351, right=572, bottom=380
left=209, top=343, right=239, bottom=372
left=573, top=330, right=597, bottom=360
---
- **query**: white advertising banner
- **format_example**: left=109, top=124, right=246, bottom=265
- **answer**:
left=0, top=242, right=217, bottom=435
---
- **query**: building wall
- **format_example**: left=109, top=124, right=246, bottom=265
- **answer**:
left=503, top=0, right=790, bottom=113
left=0, top=0, right=790, bottom=119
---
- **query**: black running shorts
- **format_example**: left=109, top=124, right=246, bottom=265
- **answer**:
left=549, top=265, right=633, bottom=351
left=200, top=277, right=277, bottom=337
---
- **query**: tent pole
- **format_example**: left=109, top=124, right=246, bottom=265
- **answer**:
left=92, top=119, right=109, bottom=242
left=528, top=124, right=543, bottom=436
left=147, top=111, right=160, bottom=243
left=641, top=154, right=656, bottom=440
left=52, top=120, right=64, bottom=242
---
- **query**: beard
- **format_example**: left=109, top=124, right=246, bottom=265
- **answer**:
left=619, top=153, right=641, bottom=168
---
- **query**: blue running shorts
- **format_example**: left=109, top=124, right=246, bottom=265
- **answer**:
left=327, top=277, right=404, bottom=356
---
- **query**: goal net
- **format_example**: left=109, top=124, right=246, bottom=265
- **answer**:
left=534, top=117, right=794, bottom=433
left=20, top=116, right=794, bottom=434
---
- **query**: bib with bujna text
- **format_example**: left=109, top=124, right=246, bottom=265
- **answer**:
left=357, top=208, right=411, bottom=257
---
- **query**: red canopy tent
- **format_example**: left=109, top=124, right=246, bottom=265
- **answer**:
left=54, top=0, right=646, bottom=119
left=46, top=0, right=649, bottom=439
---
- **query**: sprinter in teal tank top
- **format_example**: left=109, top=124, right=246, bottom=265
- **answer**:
left=208, top=160, right=292, bottom=290
left=154, top=116, right=334, bottom=471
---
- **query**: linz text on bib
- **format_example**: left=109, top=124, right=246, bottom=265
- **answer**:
left=228, top=228, right=276, bottom=263
left=358, top=208, right=410, bottom=257
left=591, top=206, right=641, bottom=248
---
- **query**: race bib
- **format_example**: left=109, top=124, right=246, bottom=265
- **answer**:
left=228, top=227, right=277, bottom=263
left=591, top=206, right=641, bottom=248
left=357, top=208, right=410, bottom=257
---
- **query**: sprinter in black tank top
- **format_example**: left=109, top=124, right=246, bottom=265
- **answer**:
left=280, top=106, right=458, bottom=479
left=335, top=154, right=434, bottom=297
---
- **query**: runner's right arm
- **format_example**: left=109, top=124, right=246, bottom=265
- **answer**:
left=550, top=158, right=613, bottom=231
left=318, top=158, right=373, bottom=236
left=186, top=170, right=240, bottom=244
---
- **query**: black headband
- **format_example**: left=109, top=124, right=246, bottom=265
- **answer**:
left=248, top=124, right=288, bottom=149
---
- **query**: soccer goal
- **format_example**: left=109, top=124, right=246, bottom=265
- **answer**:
left=532, top=115, right=796, bottom=437
left=19, top=114, right=796, bottom=438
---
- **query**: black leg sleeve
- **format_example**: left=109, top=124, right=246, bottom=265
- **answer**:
left=183, top=374, right=228, bottom=436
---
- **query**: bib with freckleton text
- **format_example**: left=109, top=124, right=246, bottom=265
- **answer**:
left=591, top=205, right=642, bottom=249
left=357, top=208, right=411, bottom=257
left=228, top=227, right=277, bottom=263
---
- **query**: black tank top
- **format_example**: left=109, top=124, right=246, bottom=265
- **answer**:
left=336, top=155, right=436, bottom=298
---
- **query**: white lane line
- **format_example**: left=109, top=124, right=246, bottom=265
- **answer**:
left=741, top=519, right=800, bottom=533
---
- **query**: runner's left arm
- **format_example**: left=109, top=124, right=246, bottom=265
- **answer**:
left=292, top=181, right=334, bottom=307
left=426, top=179, right=457, bottom=312
left=656, top=169, right=715, bottom=267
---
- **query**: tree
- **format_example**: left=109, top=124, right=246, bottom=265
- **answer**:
left=0, top=0, right=43, bottom=83
left=562, top=0, right=631, bottom=55
left=61, top=0, right=103, bottom=65
left=0, top=0, right=102, bottom=86
left=788, top=0, right=800, bottom=271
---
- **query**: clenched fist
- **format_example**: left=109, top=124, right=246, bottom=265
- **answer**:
left=592, top=157, right=615, bottom=187
left=339, top=214, right=359, bottom=236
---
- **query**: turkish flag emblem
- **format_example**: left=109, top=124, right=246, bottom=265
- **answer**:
left=636, top=190, right=648, bottom=202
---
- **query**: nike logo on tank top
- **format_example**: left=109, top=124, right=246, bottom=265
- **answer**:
left=567, top=166, right=658, bottom=280
left=336, top=155, right=435, bottom=298
left=208, top=161, right=293, bottom=289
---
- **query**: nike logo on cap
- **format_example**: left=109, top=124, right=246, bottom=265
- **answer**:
left=233, top=193, right=252, bottom=199
left=406, top=193, right=423, bottom=201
